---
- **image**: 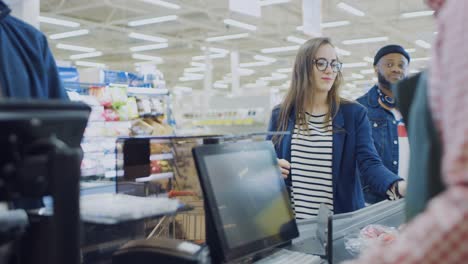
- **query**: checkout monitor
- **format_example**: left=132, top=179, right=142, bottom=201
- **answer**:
left=193, top=141, right=300, bottom=263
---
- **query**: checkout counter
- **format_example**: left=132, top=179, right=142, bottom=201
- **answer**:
left=294, top=199, right=405, bottom=263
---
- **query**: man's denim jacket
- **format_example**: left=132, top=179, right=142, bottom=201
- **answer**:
left=356, top=85, right=400, bottom=203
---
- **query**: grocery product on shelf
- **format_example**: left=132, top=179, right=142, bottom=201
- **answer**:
left=60, top=66, right=173, bottom=183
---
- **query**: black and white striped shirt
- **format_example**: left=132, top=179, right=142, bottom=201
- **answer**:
left=290, top=112, right=333, bottom=219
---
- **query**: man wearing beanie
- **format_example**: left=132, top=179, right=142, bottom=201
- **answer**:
left=356, top=44, right=410, bottom=204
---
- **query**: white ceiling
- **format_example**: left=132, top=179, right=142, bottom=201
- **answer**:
left=39, top=0, right=435, bottom=97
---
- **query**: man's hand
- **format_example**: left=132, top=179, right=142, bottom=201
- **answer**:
left=398, top=180, right=407, bottom=197
left=277, top=159, right=290, bottom=179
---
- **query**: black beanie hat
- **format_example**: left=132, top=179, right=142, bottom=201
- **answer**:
left=373, top=44, right=410, bottom=66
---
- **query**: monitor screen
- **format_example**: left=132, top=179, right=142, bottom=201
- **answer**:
left=193, top=141, right=298, bottom=262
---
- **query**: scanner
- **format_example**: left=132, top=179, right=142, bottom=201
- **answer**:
left=112, top=237, right=210, bottom=264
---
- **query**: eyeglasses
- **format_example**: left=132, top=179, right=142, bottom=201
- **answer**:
left=312, top=58, right=342, bottom=73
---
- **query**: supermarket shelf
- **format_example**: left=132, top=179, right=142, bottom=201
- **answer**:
left=127, top=87, right=168, bottom=95
left=150, top=153, right=174, bottom=161
left=135, top=172, right=173, bottom=182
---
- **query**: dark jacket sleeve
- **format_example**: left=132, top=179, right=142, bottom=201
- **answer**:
left=40, top=34, right=68, bottom=100
left=354, top=106, right=401, bottom=194
left=266, top=106, right=280, bottom=141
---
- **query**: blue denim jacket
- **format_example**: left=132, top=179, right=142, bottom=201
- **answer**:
left=0, top=2, right=68, bottom=99
left=267, top=102, right=401, bottom=214
left=356, top=85, right=400, bottom=203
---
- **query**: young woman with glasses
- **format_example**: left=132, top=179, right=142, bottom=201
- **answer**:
left=267, top=37, right=406, bottom=219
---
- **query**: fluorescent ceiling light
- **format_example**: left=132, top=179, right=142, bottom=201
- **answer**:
left=254, top=55, right=276, bottom=62
left=179, top=76, right=203, bottom=82
left=132, top=53, right=164, bottom=63
left=400, top=10, right=434, bottom=18
left=213, top=83, right=229, bottom=89
left=352, top=73, right=365, bottom=79
left=192, top=53, right=227, bottom=60
left=363, top=56, right=374, bottom=63
left=56, top=43, right=95, bottom=52
left=337, top=2, right=365, bottom=16
left=287, top=36, right=307, bottom=45
left=335, top=47, right=351, bottom=56
left=128, top=15, right=178, bottom=27
left=184, top=67, right=205, bottom=73
left=38, top=16, right=80, bottom=27
left=238, top=68, right=255, bottom=76
left=321, top=20, right=350, bottom=28
left=49, top=29, right=89, bottom=40
left=412, top=57, right=430, bottom=61
left=261, top=45, right=300, bottom=53
left=277, top=68, right=292, bottom=73
left=129, top=43, right=169, bottom=52
left=239, top=61, right=271, bottom=67
left=342, top=37, right=388, bottom=45
left=360, top=69, right=375, bottom=75
left=191, top=62, right=206, bottom=67
left=70, top=51, right=103, bottom=60
left=342, top=62, right=368, bottom=68
left=75, top=60, right=105, bottom=68
left=345, top=83, right=357, bottom=89
left=409, top=69, right=420, bottom=74
left=128, top=32, right=167, bottom=43
left=205, top=33, right=249, bottom=42
left=405, top=48, right=416, bottom=53
left=201, top=47, right=229, bottom=54
left=140, top=0, right=180, bottom=9
left=223, top=19, right=257, bottom=31
left=259, top=0, right=291, bottom=6
left=415, top=40, right=431, bottom=49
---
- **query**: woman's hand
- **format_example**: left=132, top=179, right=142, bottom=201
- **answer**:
left=277, top=159, right=290, bottom=179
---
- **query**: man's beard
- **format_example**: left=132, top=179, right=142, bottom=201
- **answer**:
left=377, top=71, right=392, bottom=92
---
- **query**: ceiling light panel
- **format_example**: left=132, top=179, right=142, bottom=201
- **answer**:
left=205, top=33, right=250, bottom=42
left=129, top=43, right=169, bottom=52
left=49, top=29, right=89, bottom=40
left=321, top=20, right=350, bottom=28
left=261, top=45, right=300, bottom=53
left=259, top=0, right=291, bottom=6
left=70, top=51, right=103, bottom=60
left=128, top=15, right=178, bottom=27
left=287, top=36, right=307, bottom=44
left=415, top=40, right=431, bottom=49
left=400, top=10, right=434, bottom=18
left=192, top=53, right=227, bottom=60
left=75, top=61, right=106, bottom=68
left=39, top=16, right=80, bottom=27
left=140, top=0, right=181, bottom=9
left=223, top=19, right=257, bottom=31
left=337, top=2, right=365, bottom=17
left=56, top=43, right=96, bottom=52
left=128, top=32, right=168, bottom=43
left=342, top=37, right=388, bottom=45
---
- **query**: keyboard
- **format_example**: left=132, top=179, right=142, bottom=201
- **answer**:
left=254, top=249, right=322, bottom=264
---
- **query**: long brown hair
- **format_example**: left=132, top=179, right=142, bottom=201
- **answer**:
left=272, top=37, right=344, bottom=145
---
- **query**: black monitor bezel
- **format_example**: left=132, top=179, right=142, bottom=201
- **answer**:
left=192, top=141, right=299, bottom=263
